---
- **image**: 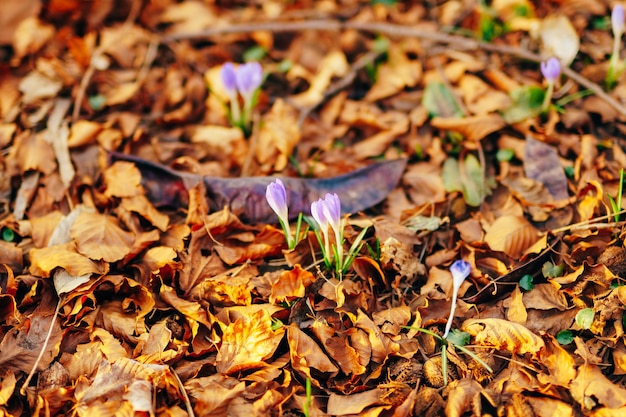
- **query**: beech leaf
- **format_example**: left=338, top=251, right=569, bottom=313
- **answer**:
left=109, top=152, right=407, bottom=223
left=70, top=212, right=135, bottom=262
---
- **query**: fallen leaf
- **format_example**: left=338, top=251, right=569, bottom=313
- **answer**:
left=461, top=318, right=545, bottom=355
left=70, top=212, right=134, bottom=262
left=216, top=308, right=284, bottom=374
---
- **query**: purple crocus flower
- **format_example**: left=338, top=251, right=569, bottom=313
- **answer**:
left=443, top=259, right=471, bottom=338
left=540, top=58, right=561, bottom=85
left=311, top=197, right=331, bottom=261
left=220, top=62, right=238, bottom=96
left=235, top=62, right=263, bottom=101
left=613, top=4, right=625, bottom=39
left=266, top=179, right=289, bottom=226
left=321, top=193, right=341, bottom=236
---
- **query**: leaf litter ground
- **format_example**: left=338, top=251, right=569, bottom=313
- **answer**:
left=2, top=1, right=626, bottom=416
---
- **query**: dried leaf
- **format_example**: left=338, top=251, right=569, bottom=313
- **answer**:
left=104, top=161, right=143, bottom=198
left=327, top=389, right=385, bottom=416
left=269, top=264, right=316, bottom=304
left=483, top=215, right=541, bottom=258
left=70, top=212, right=134, bottom=262
left=461, top=318, right=545, bottom=355
left=431, top=114, right=505, bottom=141
left=524, top=136, right=569, bottom=200
left=539, top=15, right=579, bottom=66
left=30, top=243, right=108, bottom=278
left=287, top=324, right=339, bottom=384
left=216, top=309, right=284, bottom=374
left=366, top=46, right=421, bottom=102
left=570, top=364, right=626, bottom=409
left=0, top=307, right=63, bottom=373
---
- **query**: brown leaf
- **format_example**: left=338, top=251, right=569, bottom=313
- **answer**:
left=537, top=335, right=576, bottom=388
left=365, top=46, right=422, bottom=102
left=326, top=389, right=385, bottom=416
left=570, top=363, right=626, bottom=409
left=0, top=307, right=63, bottom=373
left=287, top=324, right=338, bottom=385
left=445, top=378, right=483, bottom=417
left=256, top=99, right=301, bottom=172
left=70, top=212, right=134, bottom=262
left=524, top=136, right=569, bottom=201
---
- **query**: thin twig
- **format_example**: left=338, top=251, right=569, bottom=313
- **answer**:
left=21, top=297, right=62, bottom=395
left=163, top=19, right=626, bottom=117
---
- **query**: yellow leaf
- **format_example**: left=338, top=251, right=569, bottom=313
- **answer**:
left=461, top=318, right=545, bottom=355
left=365, top=46, right=421, bottom=102
left=29, top=243, right=107, bottom=278
left=505, top=286, right=527, bottom=325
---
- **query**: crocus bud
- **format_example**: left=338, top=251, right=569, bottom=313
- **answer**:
left=235, top=62, right=263, bottom=101
left=540, top=57, right=561, bottom=85
left=443, top=259, right=471, bottom=338
left=320, top=193, right=341, bottom=236
left=613, top=4, right=625, bottom=39
left=220, top=62, right=238, bottom=96
left=266, top=179, right=289, bottom=225
left=311, top=198, right=329, bottom=232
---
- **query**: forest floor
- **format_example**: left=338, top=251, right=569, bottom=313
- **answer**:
left=2, top=1, right=626, bottom=416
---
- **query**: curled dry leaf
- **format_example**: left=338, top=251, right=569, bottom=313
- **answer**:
left=461, top=318, right=545, bottom=355
left=445, top=378, right=483, bottom=417
left=287, top=324, right=339, bottom=385
left=365, top=45, right=422, bottom=102
left=269, top=264, right=315, bottom=305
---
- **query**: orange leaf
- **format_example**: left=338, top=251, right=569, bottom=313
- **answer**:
left=70, top=212, right=134, bottom=262
left=431, top=114, right=505, bottom=141
left=269, top=265, right=315, bottom=305
left=216, top=309, right=284, bottom=374
left=104, top=161, right=143, bottom=198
